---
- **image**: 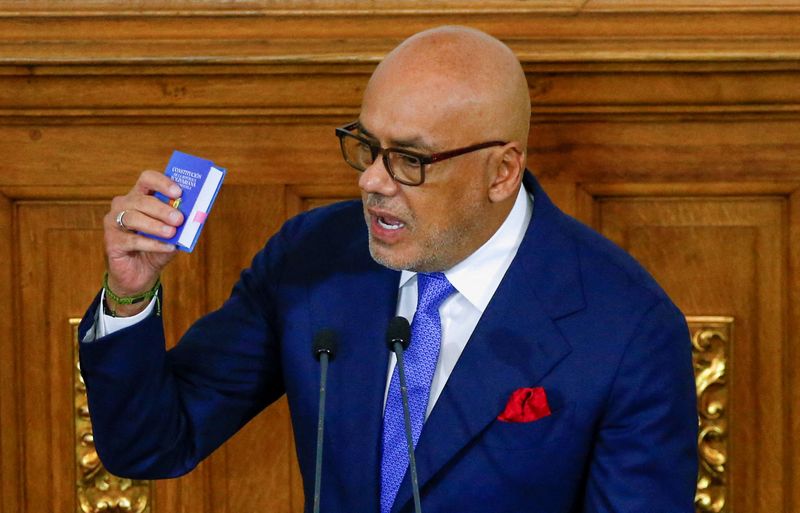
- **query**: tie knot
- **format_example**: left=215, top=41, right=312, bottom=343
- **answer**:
left=416, top=272, right=456, bottom=314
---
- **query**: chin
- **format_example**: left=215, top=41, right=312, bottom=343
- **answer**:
left=368, top=244, right=412, bottom=271
left=368, top=240, right=444, bottom=273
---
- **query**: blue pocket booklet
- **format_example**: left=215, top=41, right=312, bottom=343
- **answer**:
left=144, top=150, right=226, bottom=252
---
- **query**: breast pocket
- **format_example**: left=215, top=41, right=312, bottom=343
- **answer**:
left=477, top=402, right=575, bottom=450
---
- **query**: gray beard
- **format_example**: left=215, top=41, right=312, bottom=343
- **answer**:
left=366, top=230, right=460, bottom=274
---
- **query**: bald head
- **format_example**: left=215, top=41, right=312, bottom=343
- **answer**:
left=356, top=26, right=532, bottom=272
left=365, top=26, right=531, bottom=152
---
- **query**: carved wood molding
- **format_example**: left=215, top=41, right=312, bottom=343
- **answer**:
left=3, top=66, right=800, bottom=123
left=0, top=0, right=798, bottom=15
left=1, top=4, right=799, bottom=125
left=2, top=3, right=800, bottom=65
left=2, top=35, right=800, bottom=66
left=0, top=190, right=18, bottom=513
left=0, top=0, right=584, bottom=15
left=579, top=181, right=800, bottom=197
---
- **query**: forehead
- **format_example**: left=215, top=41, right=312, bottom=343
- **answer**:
left=359, top=70, right=483, bottom=149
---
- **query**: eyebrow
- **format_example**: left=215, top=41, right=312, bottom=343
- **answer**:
left=356, top=121, right=438, bottom=153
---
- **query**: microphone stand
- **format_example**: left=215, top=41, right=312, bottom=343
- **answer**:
left=392, top=340, right=423, bottom=513
left=386, top=316, right=423, bottom=513
left=314, top=349, right=329, bottom=513
left=313, top=330, right=337, bottom=513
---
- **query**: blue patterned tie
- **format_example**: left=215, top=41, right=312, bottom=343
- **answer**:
left=380, top=272, right=456, bottom=513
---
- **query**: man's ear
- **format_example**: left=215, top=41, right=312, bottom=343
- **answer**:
left=488, top=142, right=525, bottom=203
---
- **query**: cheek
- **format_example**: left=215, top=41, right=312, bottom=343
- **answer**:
left=406, top=192, right=444, bottom=231
left=404, top=170, right=486, bottom=239
left=412, top=190, right=468, bottom=238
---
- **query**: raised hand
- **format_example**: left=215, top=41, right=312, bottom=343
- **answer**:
left=103, top=170, right=184, bottom=316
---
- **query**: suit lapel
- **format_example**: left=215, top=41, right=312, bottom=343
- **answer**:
left=390, top=173, right=585, bottom=513
left=390, top=265, right=572, bottom=513
left=309, top=231, right=400, bottom=511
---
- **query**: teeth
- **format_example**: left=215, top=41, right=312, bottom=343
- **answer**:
left=378, top=217, right=405, bottom=231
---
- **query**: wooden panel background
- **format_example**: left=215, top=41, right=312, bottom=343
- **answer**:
left=0, top=2, right=798, bottom=512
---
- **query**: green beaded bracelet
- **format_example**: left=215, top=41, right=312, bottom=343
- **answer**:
left=102, top=272, right=161, bottom=317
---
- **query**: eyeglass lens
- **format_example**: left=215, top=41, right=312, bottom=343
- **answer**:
left=340, top=133, right=423, bottom=184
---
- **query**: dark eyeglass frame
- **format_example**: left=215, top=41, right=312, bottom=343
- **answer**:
left=335, top=121, right=507, bottom=186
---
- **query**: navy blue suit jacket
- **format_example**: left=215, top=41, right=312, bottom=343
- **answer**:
left=79, top=173, right=698, bottom=513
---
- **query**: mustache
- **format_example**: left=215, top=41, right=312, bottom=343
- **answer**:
left=364, top=193, right=390, bottom=209
left=364, top=194, right=413, bottom=223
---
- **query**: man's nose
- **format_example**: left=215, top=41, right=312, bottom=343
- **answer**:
left=358, top=156, right=399, bottom=197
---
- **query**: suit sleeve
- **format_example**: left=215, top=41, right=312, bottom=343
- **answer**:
left=78, top=228, right=290, bottom=479
left=582, top=299, right=699, bottom=513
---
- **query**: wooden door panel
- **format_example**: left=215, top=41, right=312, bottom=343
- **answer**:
left=15, top=202, right=106, bottom=512
left=588, top=189, right=792, bottom=513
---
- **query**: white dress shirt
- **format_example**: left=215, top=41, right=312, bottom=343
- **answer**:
left=84, top=288, right=158, bottom=342
left=385, top=186, right=532, bottom=418
left=88, top=186, right=533, bottom=420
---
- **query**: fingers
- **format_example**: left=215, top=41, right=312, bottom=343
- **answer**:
left=118, top=208, right=178, bottom=238
left=109, top=229, right=178, bottom=254
left=111, top=195, right=184, bottom=237
left=104, top=169, right=186, bottom=259
left=108, top=169, right=185, bottom=238
left=104, top=209, right=177, bottom=251
left=134, top=170, right=182, bottom=198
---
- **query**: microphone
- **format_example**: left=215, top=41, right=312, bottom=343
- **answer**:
left=312, top=329, right=337, bottom=513
left=385, top=316, right=423, bottom=513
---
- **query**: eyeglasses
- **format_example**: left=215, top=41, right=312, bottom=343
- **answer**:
left=335, top=121, right=507, bottom=186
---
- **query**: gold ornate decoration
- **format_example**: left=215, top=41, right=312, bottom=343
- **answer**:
left=687, top=316, right=732, bottom=513
left=71, top=319, right=153, bottom=513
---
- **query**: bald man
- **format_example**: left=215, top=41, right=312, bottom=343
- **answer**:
left=79, top=26, right=698, bottom=513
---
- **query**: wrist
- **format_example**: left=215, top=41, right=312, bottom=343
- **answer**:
left=102, top=272, right=161, bottom=318
left=103, top=296, right=150, bottom=317
left=105, top=273, right=159, bottom=298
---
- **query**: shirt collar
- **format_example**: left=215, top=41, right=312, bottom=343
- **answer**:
left=398, top=185, right=532, bottom=312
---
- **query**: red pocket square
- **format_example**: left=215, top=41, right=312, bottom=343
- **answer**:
left=497, top=387, right=551, bottom=423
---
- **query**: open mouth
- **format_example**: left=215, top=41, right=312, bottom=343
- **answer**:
left=377, top=216, right=405, bottom=231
